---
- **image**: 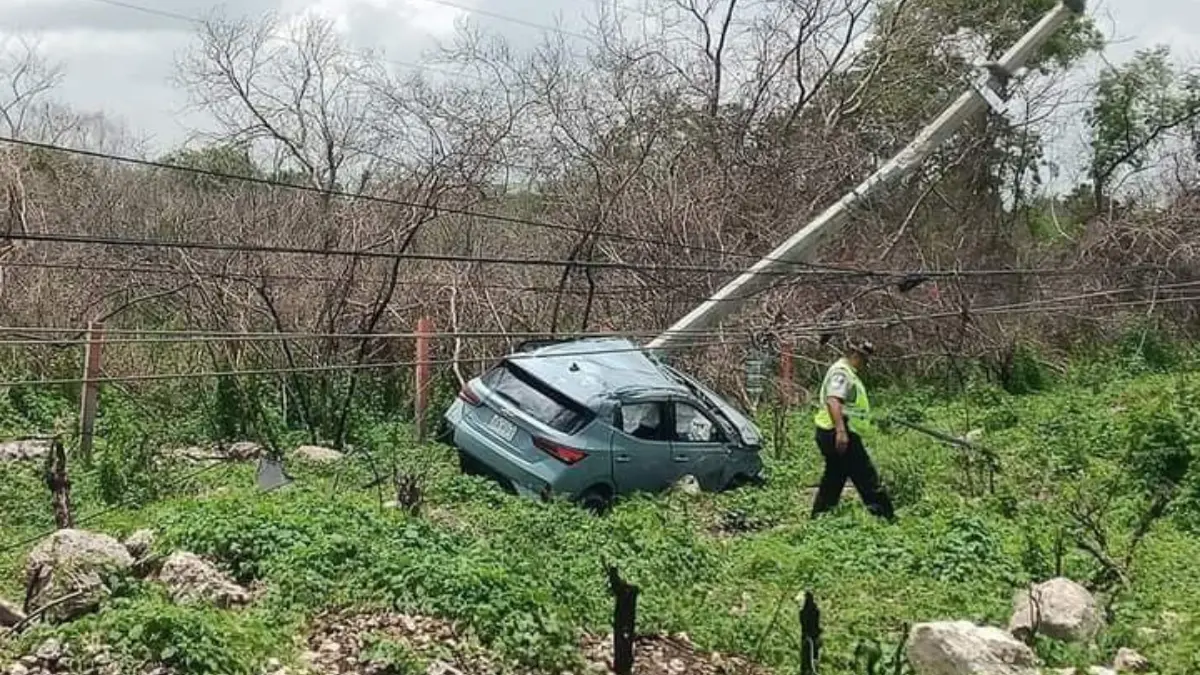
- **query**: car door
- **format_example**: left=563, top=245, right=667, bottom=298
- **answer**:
left=669, top=401, right=733, bottom=491
left=609, top=400, right=676, bottom=495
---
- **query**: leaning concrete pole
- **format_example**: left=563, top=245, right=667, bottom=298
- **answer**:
left=648, top=0, right=1087, bottom=351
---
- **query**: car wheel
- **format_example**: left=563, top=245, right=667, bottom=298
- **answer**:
left=725, top=472, right=766, bottom=491
left=457, top=450, right=485, bottom=476
left=577, top=487, right=613, bottom=516
left=435, top=419, right=454, bottom=445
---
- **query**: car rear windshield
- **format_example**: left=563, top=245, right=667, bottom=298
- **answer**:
left=481, top=363, right=591, bottom=434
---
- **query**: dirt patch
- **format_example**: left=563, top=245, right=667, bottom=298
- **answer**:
left=300, top=613, right=770, bottom=675
left=707, top=509, right=774, bottom=539
left=301, top=611, right=533, bottom=675
left=581, top=633, right=769, bottom=675
left=0, top=638, right=170, bottom=675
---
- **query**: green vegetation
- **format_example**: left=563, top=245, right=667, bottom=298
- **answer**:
left=2, top=342, right=1200, bottom=674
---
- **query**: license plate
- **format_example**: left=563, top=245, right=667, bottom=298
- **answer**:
left=487, top=414, right=517, bottom=441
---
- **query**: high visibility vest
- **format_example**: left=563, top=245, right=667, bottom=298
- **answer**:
left=813, top=358, right=870, bottom=430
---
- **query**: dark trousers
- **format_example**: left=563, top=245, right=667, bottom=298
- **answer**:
left=812, top=427, right=895, bottom=520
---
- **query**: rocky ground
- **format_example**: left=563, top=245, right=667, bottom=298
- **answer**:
left=580, top=633, right=768, bottom=675
left=0, top=637, right=174, bottom=675
left=299, top=611, right=530, bottom=675
left=298, top=612, right=770, bottom=675
left=0, top=448, right=1162, bottom=675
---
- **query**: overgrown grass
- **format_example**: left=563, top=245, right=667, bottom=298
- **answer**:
left=2, top=345, right=1200, bottom=674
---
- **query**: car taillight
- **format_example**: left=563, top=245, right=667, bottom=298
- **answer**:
left=458, top=384, right=481, bottom=406
left=533, top=437, right=588, bottom=465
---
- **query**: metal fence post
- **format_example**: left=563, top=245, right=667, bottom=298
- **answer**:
left=414, top=317, right=433, bottom=442
left=78, top=321, right=105, bottom=463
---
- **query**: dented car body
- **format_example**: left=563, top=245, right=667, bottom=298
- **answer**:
left=441, top=338, right=764, bottom=510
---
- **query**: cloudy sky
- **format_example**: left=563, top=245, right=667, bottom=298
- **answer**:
left=0, top=0, right=1197, bottom=156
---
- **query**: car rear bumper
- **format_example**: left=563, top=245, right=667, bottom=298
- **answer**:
left=444, top=400, right=559, bottom=500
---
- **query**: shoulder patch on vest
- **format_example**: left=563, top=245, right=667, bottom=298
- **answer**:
left=827, top=371, right=853, bottom=399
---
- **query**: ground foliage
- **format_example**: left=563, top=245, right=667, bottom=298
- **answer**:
left=1, top=341, right=1200, bottom=674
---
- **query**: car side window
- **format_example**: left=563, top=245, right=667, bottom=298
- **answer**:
left=618, top=402, right=666, bottom=441
left=673, top=403, right=722, bottom=443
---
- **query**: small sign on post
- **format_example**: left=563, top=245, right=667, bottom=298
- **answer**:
left=78, top=321, right=105, bottom=464
left=414, top=317, right=434, bottom=442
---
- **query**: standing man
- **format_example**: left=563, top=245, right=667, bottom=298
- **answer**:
left=812, top=339, right=895, bottom=520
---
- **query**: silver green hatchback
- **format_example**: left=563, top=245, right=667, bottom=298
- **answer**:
left=441, top=338, right=764, bottom=512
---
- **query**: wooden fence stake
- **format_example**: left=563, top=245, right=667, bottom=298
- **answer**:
left=800, top=590, right=822, bottom=675
left=78, top=321, right=105, bottom=464
left=606, top=564, right=639, bottom=675
left=43, top=438, right=73, bottom=529
left=414, top=317, right=434, bottom=442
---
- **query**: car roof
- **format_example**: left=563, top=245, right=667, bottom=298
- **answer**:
left=506, top=337, right=689, bottom=408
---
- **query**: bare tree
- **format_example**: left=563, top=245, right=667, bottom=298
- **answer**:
left=0, top=37, right=64, bottom=139
left=176, top=13, right=384, bottom=195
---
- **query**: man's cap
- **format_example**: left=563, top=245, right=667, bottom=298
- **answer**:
left=847, top=338, right=875, bottom=356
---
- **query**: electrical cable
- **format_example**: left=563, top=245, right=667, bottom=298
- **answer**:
left=3, top=286, right=1196, bottom=386
left=0, top=135, right=852, bottom=273
left=0, top=327, right=750, bottom=347
left=3, top=135, right=1161, bottom=283
left=2, top=222, right=1158, bottom=283
left=1, top=279, right=1193, bottom=346
left=0, top=259, right=684, bottom=295
left=0, top=337, right=747, bottom=388
left=0, top=227, right=864, bottom=278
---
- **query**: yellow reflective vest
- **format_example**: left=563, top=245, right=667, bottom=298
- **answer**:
left=813, top=357, right=871, bottom=431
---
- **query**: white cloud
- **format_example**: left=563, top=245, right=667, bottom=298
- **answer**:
left=404, top=0, right=470, bottom=37
left=276, top=0, right=467, bottom=39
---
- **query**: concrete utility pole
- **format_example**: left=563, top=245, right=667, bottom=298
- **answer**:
left=648, top=0, right=1087, bottom=351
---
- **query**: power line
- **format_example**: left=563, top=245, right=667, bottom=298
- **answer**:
left=772, top=286, right=1200, bottom=337
left=1, top=223, right=1158, bottom=284
left=0, top=326, right=748, bottom=347
left=0, top=259, right=709, bottom=297
left=0, top=134, right=860, bottom=274
left=414, top=0, right=593, bottom=42
left=6, top=278, right=1196, bottom=346
left=0, top=337, right=745, bottom=388
left=0, top=136, right=1175, bottom=285
left=2, top=228, right=853, bottom=277
left=0, top=256, right=929, bottom=312
left=3, top=285, right=1195, bottom=386
left=0, top=294, right=1191, bottom=388
left=87, top=0, right=200, bottom=23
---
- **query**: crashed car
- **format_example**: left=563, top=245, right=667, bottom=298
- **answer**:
left=441, top=337, right=764, bottom=511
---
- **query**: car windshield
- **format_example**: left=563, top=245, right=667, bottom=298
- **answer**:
left=481, top=363, right=590, bottom=434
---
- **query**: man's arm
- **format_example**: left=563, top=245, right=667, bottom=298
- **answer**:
left=824, top=370, right=853, bottom=451
left=826, top=396, right=849, bottom=451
